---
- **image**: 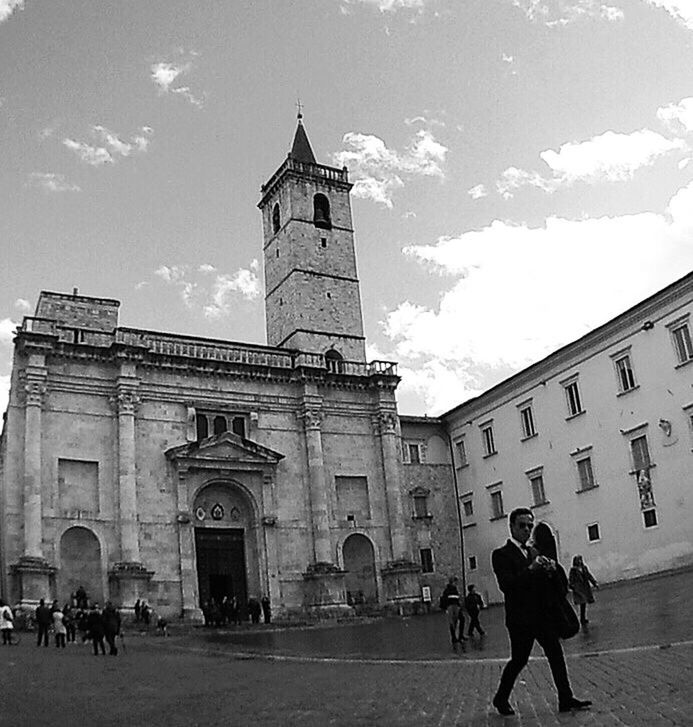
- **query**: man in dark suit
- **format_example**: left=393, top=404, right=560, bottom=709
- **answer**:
left=491, top=507, right=591, bottom=716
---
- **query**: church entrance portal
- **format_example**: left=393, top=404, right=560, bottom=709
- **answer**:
left=59, top=526, right=103, bottom=605
left=195, top=528, right=248, bottom=610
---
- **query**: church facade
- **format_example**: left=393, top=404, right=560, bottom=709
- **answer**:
left=0, top=120, right=427, bottom=619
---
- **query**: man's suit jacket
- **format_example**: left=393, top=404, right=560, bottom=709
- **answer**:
left=492, top=539, right=542, bottom=630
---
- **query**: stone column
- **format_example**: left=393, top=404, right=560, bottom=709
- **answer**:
left=298, top=407, right=332, bottom=565
left=114, top=384, right=141, bottom=563
left=375, top=409, right=421, bottom=613
left=375, top=410, right=409, bottom=561
left=13, top=361, right=56, bottom=604
left=23, top=371, right=47, bottom=559
left=108, top=372, right=152, bottom=610
left=175, top=466, right=203, bottom=623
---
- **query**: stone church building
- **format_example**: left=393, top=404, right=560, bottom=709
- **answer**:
left=0, top=119, right=457, bottom=620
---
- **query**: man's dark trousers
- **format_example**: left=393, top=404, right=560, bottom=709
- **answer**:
left=496, top=626, right=572, bottom=704
left=37, top=623, right=49, bottom=647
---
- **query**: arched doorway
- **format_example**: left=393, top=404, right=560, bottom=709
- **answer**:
left=193, top=482, right=259, bottom=616
left=59, top=527, right=103, bottom=605
left=343, top=534, right=377, bottom=605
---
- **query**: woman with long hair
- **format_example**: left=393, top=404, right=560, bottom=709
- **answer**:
left=569, top=555, right=598, bottom=625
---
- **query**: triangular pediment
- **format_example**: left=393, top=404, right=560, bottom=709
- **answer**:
left=165, top=431, right=284, bottom=466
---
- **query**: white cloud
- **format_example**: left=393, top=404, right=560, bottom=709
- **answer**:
left=0, top=0, right=23, bottom=24
left=657, top=97, right=693, bottom=133
left=63, top=126, right=152, bottom=166
left=0, top=318, right=17, bottom=346
left=151, top=60, right=205, bottom=108
left=467, top=183, right=488, bottom=200
left=342, top=0, right=428, bottom=11
left=333, top=128, right=448, bottom=208
left=27, top=172, right=81, bottom=192
left=510, top=0, right=624, bottom=25
left=644, top=0, right=693, bottom=30
left=385, top=179, right=693, bottom=414
left=14, top=299, right=31, bottom=313
left=154, top=261, right=261, bottom=318
left=497, top=129, right=686, bottom=197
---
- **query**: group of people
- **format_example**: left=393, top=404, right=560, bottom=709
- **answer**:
left=440, top=579, right=486, bottom=644
left=201, top=594, right=271, bottom=627
left=34, top=595, right=123, bottom=655
left=491, top=508, right=598, bottom=716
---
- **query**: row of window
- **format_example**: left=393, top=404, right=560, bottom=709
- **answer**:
left=461, top=432, right=657, bottom=521
left=454, top=317, right=693, bottom=462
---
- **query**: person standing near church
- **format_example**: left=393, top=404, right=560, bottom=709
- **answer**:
left=35, top=598, right=52, bottom=647
left=87, top=603, right=106, bottom=656
left=0, top=599, right=14, bottom=644
left=261, top=595, right=272, bottom=624
left=52, top=605, right=67, bottom=648
left=102, top=602, right=121, bottom=655
left=491, top=508, right=591, bottom=716
left=569, top=555, right=598, bottom=626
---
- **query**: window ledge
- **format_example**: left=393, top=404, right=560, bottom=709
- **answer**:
left=456, top=463, right=470, bottom=470
left=576, top=484, right=599, bottom=494
left=674, top=357, right=693, bottom=370
left=521, top=433, right=538, bottom=442
left=482, top=451, right=498, bottom=459
left=531, top=500, right=550, bottom=509
left=617, top=384, right=640, bottom=397
left=566, top=410, right=586, bottom=422
left=462, top=521, right=477, bottom=529
left=629, top=464, right=656, bottom=475
left=490, top=514, right=508, bottom=522
left=412, top=514, right=433, bottom=521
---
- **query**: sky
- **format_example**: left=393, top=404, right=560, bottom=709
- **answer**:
left=1, top=0, right=693, bottom=417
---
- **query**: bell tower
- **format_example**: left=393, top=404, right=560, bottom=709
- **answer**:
left=258, top=115, right=366, bottom=362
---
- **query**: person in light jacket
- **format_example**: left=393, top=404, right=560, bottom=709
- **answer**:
left=568, top=555, right=598, bottom=625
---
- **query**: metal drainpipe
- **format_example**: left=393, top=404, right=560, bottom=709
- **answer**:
left=445, top=433, right=467, bottom=595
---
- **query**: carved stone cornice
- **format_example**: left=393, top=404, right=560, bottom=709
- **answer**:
left=24, top=379, right=47, bottom=407
left=297, top=408, right=324, bottom=431
left=373, top=410, right=398, bottom=435
left=111, top=389, right=141, bottom=416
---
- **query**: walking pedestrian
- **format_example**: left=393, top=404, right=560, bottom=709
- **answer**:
left=52, top=606, right=67, bottom=648
left=102, top=602, right=121, bottom=655
left=35, top=598, right=52, bottom=647
left=134, top=598, right=141, bottom=623
left=0, top=599, right=14, bottom=645
left=464, top=585, right=485, bottom=637
left=491, top=508, right=592, bottom=716
left=440, top=576, right=466, bottom=645
left=87, top=603, right=106, bottom=655
left=569, top=555, right=598, bottom=625
left=261, top=595, right=272, bottom=624
left=63, top=603, right=76, bottom=643
left=247, top=596, right=261, bottom=624
left=141, top=601, right=151, bottom=627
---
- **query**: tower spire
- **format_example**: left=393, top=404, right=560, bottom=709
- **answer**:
left=289, top=105, right=317, bottom=165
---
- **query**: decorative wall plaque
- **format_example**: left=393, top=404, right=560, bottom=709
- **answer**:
left=211, top=503, right=225, bottom=520
left=195, top=506, right=206, bottom=521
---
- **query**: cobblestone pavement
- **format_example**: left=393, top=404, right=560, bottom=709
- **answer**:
left=2, top=568, right=691, bottom=727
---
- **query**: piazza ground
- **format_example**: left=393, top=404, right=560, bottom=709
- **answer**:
left=2, top=567, right=691, bottom=726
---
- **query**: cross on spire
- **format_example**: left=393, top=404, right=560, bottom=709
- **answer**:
left=296, top=98, right=303, bottom=120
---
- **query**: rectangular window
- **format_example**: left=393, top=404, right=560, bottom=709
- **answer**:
left=614, top=354, right=636, bottom=393
left=462, top=498, right=474, bottom=518
left=404, top=442, right=424, bottom=464
left=413, top=494, right=429, bottom=518
left=490, top=490, right=504, bottom=519
left=587, top=523, right=601, bottom=542
left=564, top=380, right=584, bottom=417
left=529, top=473, right=547, bottom=506
left=420, top=548, right=434, bottom=573
left=468, top=555, right=477, bottom=571
left=630, top=435, right=651, bottom=472
left=481, top=424, right=497, bottom=456
left=58, top=459, right=99, bottom=515
left=643, top=509, right=658, bottom=528
left=671, top=321, right=693, bottom=364
left=519, top=404, right=536, bottom=438
left=335, top=476, right=370, bottom=521
left=455, top=438, right=468, bottom=467
left=576, top=457, right=596, bottom=491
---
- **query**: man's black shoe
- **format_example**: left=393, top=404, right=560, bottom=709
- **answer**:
left=559, top=698, right=592, bottom=712
left=492, top=696, right=515, bottom=716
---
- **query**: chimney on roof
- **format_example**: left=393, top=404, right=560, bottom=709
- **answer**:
left=72, top=287, right=79, bottom=296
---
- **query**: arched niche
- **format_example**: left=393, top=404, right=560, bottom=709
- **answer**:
left=342, top=533, right=377, bottom=605
left=59, top=526, right=103, bottom=606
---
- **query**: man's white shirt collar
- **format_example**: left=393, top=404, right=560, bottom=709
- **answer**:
left=510, top=536, right=527, bottom=553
